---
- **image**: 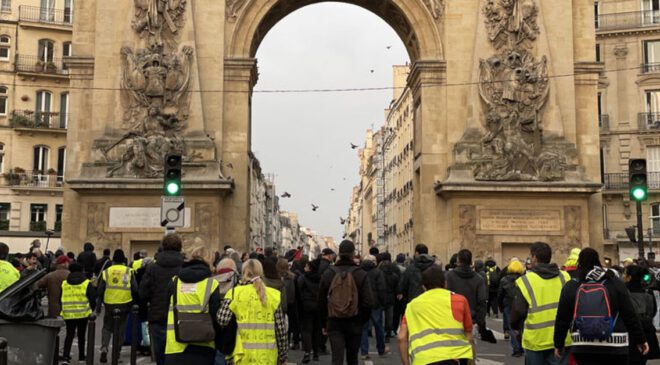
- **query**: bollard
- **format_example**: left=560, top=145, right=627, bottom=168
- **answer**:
left=86, top=313, right=96, bottom=365
left=53, top=334, right=59, bottom=365
left=130, top=305, right=139, bottom=365
left=112, top=308, right=121, bottom=365
left=0, top=337, right=7, bottom=365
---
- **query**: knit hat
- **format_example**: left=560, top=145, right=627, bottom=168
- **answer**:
left=564, top=248, right=581, bottom=268
left=68, top=262, right=83, bottom=273
left=112, top=249, right=126, bottom=264
left=56, top=255, right=70, bottom=265
left=338, top=240, right=355, bottom=256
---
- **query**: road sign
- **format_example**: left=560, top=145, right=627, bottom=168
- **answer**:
left=161, top=196, right=185, bottom=228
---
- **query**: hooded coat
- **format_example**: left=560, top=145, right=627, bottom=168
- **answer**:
left=138, top=250, right=184, bottom=323
left=397, top=254, right=436, bottom=303
left=77, top=243, right=97, bottom=279
left=446, top=264, right=488, bottom=328
left=510, top=262, right=564, bottom=331
left=362, top=260, right=387, bottom=308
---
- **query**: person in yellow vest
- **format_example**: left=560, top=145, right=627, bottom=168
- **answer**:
left=163, top=246, right=221, bottom=365
left=510, top=242, right=571, bottom=365
left=217, top=259, right=289, bottom=365
left=0, top=242, right=19, bottom=293
left=60, top=262, right=97, bottom=365
left=397, top=265, right=474, bottom=365
left=131, top=251, right=145, bottom=272
left=96, top=249, right=138, bottom=363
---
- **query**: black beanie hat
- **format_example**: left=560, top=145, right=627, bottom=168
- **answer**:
left=112, top=249, right=126, bottom=264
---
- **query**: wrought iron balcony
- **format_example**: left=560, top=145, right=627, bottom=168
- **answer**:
left=29, top=221, right=47, bottom=232
left=638, top=112, right=660, bottom=131
left=603, top=172, right=660, bottom=190
left=599, top=114, right=610, bottom=131
left=15, top=55, right=68, bottom=76
left=641, top=62, right=660, bottom=73
left=18, top=6, right=73, bottom=26
left=597, top=10, right=660, bottom=31
left=4, top=169, right=63, bottom=188
left=10, top=110, right=68, bottom=130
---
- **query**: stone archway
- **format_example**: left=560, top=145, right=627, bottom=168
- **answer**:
left=220, top=0, right=448, bottom=251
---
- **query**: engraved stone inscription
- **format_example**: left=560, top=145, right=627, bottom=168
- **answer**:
left=109, top=207, right=191, bottom=228
left=479, top=209, right=561, bottom=233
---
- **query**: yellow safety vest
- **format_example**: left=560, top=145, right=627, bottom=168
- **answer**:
left=102, top=265, right=132, bottom=305
left=0, top=260, right=19, bottom=293
left=61, top=279, right=91, bottom=320
left=226, top=284, right=280, bottom=365
left=131, top=259, right=143, bottom=271
left=516, top=270, right=572, bottom=351
left=165, top=278, right=219, bottom=355
left=405, top=288, right=473, bottom=364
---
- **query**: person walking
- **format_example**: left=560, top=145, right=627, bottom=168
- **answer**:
left=217, top=259, right=289, bottom=365
left=497, top=259, right=524, bottom=357
left=319, top=240, right=375, bottom=365
left=553, top=248, right=648, bottom=365
left=94, top=248, right=112, bottom=278
left=510, top=242, right=570, bottom=365
left=298, top=258, right=323, bottom=363
left=278, top=258, right=300, bottom=351
left=378, top=252, right=401, bottom=339
left=97, top=249, right=138, bottom=363
left=213, top=258, right=239, bottom=365
left=397, top=266, right=474, bottom=365
left=360, top=254, right=390, bottom=359
left=77, top=242, right=97, bottom=280
left=485, top=258, right=500, bottom=319
left=625, top=265, right=660, bottom=365
left=36, top=255, right=70, bottom=318
left=0, top=242, right=19, bottom=293
left=262, top=256, right=288, bottom=313
left=445, top=249, right=488, bottom=337
left=138, top=234, right=184, bottom=365
left=163, top=247, right=221, bottom=365
left=397, top=244, right=436, bottom=304
left=60, top=262, right=96, bottom=364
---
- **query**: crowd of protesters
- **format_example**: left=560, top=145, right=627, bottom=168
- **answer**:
left=0, top=237, right=659, bottom=365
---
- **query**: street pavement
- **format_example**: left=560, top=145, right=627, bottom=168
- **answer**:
left=64, top=317, right=660, bottom=365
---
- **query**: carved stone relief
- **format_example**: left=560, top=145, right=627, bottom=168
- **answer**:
left=132, top=0, right=187, bottom=50
left=422, top=0, right=444, bottom=20
left=470, top=0, right=567, bottom=181
left=180, top=203, right=216, bottom=249
left=86, top=203, right=122, bottom=250
left=613, top=45, right=628, bottom=59
left=226, top=0, right=248, bottom=21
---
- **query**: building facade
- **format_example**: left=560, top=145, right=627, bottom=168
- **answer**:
left=0, top=0, right=73, bottom=252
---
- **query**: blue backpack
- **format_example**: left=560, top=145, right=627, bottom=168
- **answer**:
left=572, top=280, right=617, bottom=340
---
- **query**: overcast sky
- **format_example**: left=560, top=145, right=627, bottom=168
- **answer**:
left=251, top=3, right=409, bottom=241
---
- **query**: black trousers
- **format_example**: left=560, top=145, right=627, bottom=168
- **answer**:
left=328, top=319, right=363, bottom=365
left=487, top=291, right=499, bottom=316
left=301, top=310, right=322, bottom=355
left=288, top=304, right=300, bottom=344
left=63, top=318, right=88, bottom=359
left=574, top=353, right=627, bottom=365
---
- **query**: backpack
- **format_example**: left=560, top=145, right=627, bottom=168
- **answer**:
left=327, top=266, right=359, bottom=318
left=572, top=280, right=616, bottom=340
left=486, top=266, right=500, bottom=289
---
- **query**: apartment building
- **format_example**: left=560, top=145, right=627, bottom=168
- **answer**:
left=0, top=0, right=73, bottom=252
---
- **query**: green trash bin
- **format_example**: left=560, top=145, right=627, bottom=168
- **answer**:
left=0, top=318, right=64, bottom=365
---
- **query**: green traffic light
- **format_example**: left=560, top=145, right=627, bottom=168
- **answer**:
left=166, top=182, right=180, bottom=196
left=644, top=274, right=652, bottom=283
left=631, top=187, right=647, bottom=201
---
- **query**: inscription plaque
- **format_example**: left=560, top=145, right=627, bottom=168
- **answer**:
left=479, top=209, right=562, bottom=233
left=109, top=207, right=192, bottom=229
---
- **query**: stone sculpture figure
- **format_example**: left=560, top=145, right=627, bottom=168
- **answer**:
left=133, top=0, right=187, bottom=48
left=422, top=0, right=444, bottom=19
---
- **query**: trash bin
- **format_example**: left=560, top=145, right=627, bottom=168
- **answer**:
left=0, top=317, right=64, bottom=365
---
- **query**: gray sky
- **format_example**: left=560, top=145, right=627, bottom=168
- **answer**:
left=252, top=3, right=409, bottom=240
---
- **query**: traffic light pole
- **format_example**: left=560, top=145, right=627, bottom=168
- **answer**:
left=637, top=200, right=645, bottom=261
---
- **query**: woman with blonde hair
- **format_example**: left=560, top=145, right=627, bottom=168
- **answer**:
left=217, top=259, right=288, bottom=365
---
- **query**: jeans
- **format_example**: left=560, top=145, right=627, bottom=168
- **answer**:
left=63, top=318, right=88, bottom=360
left=360, top=307, right=385, bottom=355
left=328, top=319, right=363, bottom=365
left=149, top=322, right=167, bottom=365
left=383, top=305, right=394, bottom=334
left=525, top=348, right=569, bottom=365
left=503, top=306, right=522, bottom=353
left=301, top=310, right=322, bottom=355
left=214, top=350, right=226, bottom=365
left=101, top=307, right=129, bottom=358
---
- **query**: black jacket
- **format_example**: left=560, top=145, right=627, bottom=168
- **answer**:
left=297, top=268, right=321, bottom=313
left=397, top=254, right=436, bottom=303
left=511, top=263, right=563, bottom=331
left=445, top=264, right=488, bottom=328
left=497, top=273, right=521, bottom=310
left=319, top=258, right=374, bottom=329
left=362, top=260, right=386, bottom=308
left=60, top=271, right=97, bottom=312
left=93, top=256, right=111, bottom=276
left=77, top=246, right=97, bottom=280
left=378, top=260, right=400, bottom=307
left=138, top=251, right=184, bottom=323
left=165, top=259, right=222, bottom=363
left=554, top=268, right=645, bottom=355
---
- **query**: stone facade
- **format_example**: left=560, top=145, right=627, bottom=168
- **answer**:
left=65, top=0, right=601, bottom=264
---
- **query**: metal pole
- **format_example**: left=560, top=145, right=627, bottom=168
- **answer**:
left=112, top=308, right=120, bottom=365
left=130, top=305, right=139, bottom=365
left=0, top=337, right=7, bottom=365
left=86, top=313, right=96, bottom=365
left=638, top=201, right=645, bottom=261
left=650, top=227, right=654, bottom=259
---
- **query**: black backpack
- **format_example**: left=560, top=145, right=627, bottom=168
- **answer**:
left=572, top=280, right=616, bottom=340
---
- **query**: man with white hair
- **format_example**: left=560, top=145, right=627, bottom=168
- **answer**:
left=360, top=254, right=390, bottom=359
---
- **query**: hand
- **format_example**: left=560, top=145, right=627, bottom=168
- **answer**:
left=322, top=328, right=328, bottom=336
left=554, top=347, right=563, bottom=359
left=638, top=342, right=650, bottom=355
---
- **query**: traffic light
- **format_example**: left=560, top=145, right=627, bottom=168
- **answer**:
left=629, top=159, right=648, bottom=202
left=164, top=154, right=182, bottom=196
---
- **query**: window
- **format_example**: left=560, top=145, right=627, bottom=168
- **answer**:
left=33, top=145, right=48, bottom=173
left=59, top=92, right=68, bottom=128
left=37, top=39, right=54, bottom=63
left=645, top=90, right=660, bottom=126
left=0, top=35, right=9, bottom=62
left=63, top=0, right=73, bottom=23
left=648, top=146, right=660, bottom=187
left=644, top=40, right=660, bottom=72
left=0, top=87, right=7, bottom=116
left=30, top=204, right=47, bottom=231
left=1, top=0, right=9, bottom=13
left=39, top=0, right=55, bottom=21
left=643, top=0, right=660, bottom=25
left=594, top=1, right=599, bottom=29
left=595, top=43, right=601, bottom=62
left=597, top=92, right=603, bottom=126
left=0, top=203, right=9, bottom=230
left=600, top=147, right=605, bottom=183
left=57, top=147, right=65, bottom=183
left=55, top=204, right=62, bottom=231
left=36, top=90, right=51, bottom=126
left=652, top=203, right=660, bottom=234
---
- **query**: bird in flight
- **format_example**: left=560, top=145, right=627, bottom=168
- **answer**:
left=330, top=188, right=335, bottom=192
left=350, top=143, right=359, bottom=149
left=311, top=204, right=319, bottom=212
left=281, top=192, right=291, bottom=198
left=370, top=70, right=374, bottom=73
left=340, top=217, right=346, bottom=225
left=386, top=46, right=392, bottom=49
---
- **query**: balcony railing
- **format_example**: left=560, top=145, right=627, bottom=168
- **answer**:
left=599, top=114, right=610, bottom=131
left=4, top=170, right=63, bottom=188
left=0, top=220, right=8, bottom=231
left=604, top=172, right=660, bottom=190
left=15, top=55, right=68, bottom=75
left=638, top=112, right=660, bottom=130
left=18, top=6, right=73, bottom=26
left=10, top=110, right=68, bottom=129
left=641, top=62, right=660, bottom=73
left=29, top=221, right=47, bottom=232
left=598, top=10, right=660, bottom=31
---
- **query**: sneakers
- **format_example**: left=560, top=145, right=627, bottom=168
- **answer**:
left=302, top=352, right=311, bottom=364
left=504, top=333, right=510, bottom=340
left=512, top=351, right=524, bottom=357
left=99, top=351, right=108, bottom=363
